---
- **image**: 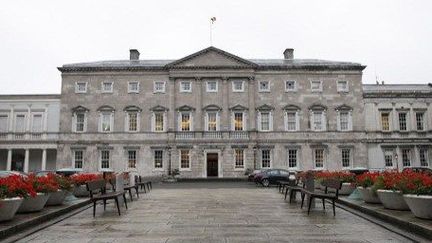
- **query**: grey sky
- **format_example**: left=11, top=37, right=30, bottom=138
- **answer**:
left=0, top=0, right=431, bottom=94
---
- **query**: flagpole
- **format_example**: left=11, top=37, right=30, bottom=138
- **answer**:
left=210, top=19, right=212, bottom=46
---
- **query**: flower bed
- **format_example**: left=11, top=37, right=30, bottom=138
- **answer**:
left=70, top=173, right=102, bottom=197
left=397, top=170, right=432, bottom=219
left=18, top=174, right=59, bottom=213
left=314, top=171, right=356, bottom=195
left=0, top=175, right=36, bottom=221
left=356, top=172, right=381, bottom=203
left=372, top=171, right=409, bottom=210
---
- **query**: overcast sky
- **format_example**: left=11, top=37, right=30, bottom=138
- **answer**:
left=0, top=0, right=431, bottom=94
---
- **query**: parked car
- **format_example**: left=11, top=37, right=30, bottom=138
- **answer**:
left=402, top=167, right=432, bottom=175
left=254, top=169, right=292, bottom=187
left=248, top=169, right=266, bottom=181
left=34, top=170, right=56, bottom=177
left=0, top=170, right=28, bottom=178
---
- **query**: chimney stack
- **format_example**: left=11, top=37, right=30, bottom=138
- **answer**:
left=130, top=49, right=140, bottom=61
left=283, top=48, right=294, bottom=59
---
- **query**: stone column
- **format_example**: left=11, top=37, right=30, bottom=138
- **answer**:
left=24, top=149, right=29, bottom=173
left=168, top=77, right=176, bottom=132
left=6, top=149, right=12, bottom=171
left=248, top=77, right=256, bottom=130
left=222, top=77, right=230, bottom=131
left=195, top=77, right=203, bottom=131
left=9, top=106, right=14, bottom=132
left=41, top=149, right=47, bottom=171
left=26, top=105, right=32, bottom=132
left=44, top=105, right=49, bottom=132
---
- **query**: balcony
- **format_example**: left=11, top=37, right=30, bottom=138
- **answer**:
left=175, top=132, right=195, bottom=139
left=229, top=131, right=249, bottom=140
left=0, top=132, right=59, bottom=141
left=203, top=131, right=222, bottom=139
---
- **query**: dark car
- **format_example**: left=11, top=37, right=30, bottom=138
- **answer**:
left=402, top=167, right=432, bottom=175
left=248, top=169, right=265, bottom=181
left=254, top=169, right=291, bottom=187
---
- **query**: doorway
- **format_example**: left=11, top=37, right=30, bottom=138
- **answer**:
left=206, top=153, right=218, bottom=177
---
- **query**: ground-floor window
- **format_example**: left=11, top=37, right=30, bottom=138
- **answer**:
left=287, top=149, right=297, bottom=168
left=180, top=150, right=190, bottom=169
left=128, top=150, right=137, bottom=168
left=314, top=149, right=324, bottom=168
left=261, top=149, right=271, bottom=168
left=341, top=149, right=351, bottom=168
left=73, top=150, right=83, bottom=169
left=419, top=148, right=429, bottom=167
left=402, top=149, right=411, bottom=167
left=384, top=150, right=394, bottom=167
left=100, top=150, right=110, bottom=169
left=235, top=149, right=244, bottom=168
left=154, top=150, right=163, bottom=169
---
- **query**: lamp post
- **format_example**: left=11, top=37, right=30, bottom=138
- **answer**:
left=394, top=152, right=399, bottom=172
left=253, top=146, right=257, bottom=170
left=167, top=146, right=172, bottom=176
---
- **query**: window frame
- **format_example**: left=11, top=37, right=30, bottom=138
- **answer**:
left=127, top=150, right=137, bottom=169
left=401, top=148, right=412, bottom=167
left=30, top=112, right=44, bottom=133
left=205, top=111, right=219, bottom=131
left=152, top=112, right=166, bottom=132
left=75, top=82, right=88, bottom=93
left=126, top=111, right=139, bottom=132
left=72, top=150, right=84, bottom=170
left=287, top=149, right=298, bottom=169
left=73, top=112, right=87, bottom=133
left=314, top=148, right=325, bottom=169
left=311, top=110, right=326, bottom=131
left=415, top=112, right=425, bottom=131
left=261, top=149, right=272, bottom=169
left=232, top=81, right=245, bottom=92
left=14, top=113, right=27, bottom=133
left=179, top=149, right=191, bottom=171
left=153, top=81, right=166, bottom=93
left=419, top=148, right=429, bottom=167
left=285, top=111, right=299, bottom=131
left=310, top=80, right=323, bottom=92
left=337, top=80, right=349, bottom=92
left=285, top=80, right=297, bottom=92
left=99, top=112, right=114, bottom=133
left=101, top=81, right=114, bottom=93
left=398, top=112, right=408, bottom=131
left=206, top=81, right=218, bottom=92
left=258, top=111, right=272, bottom=132
left=180, top=81, right=192, bottom=93
left=341, top=148, right=352, bottom=168
left=128, top=81, right=140, bottom=93
left=99, top=150, right=111, bottom=171
left=380, top=112, right=390, bottom=131
left=232, top=111, right=246, bottom=131
left=234, top=149, right=245, bottom=169
left=258, top=81, right=270, bottom=92
left=179, top=112, right=193, bottom=131
left=0, top=114, right=9, bottom=133
left=154, top=150, right=164, bottom=170
left=338, top=110, right=352, bottom=131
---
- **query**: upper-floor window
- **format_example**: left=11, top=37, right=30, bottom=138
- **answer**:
left=100, top=150, right=110, bottom=170
left=232, top=81, right=244, bottom=92
left=233, top=112, right=245, bottom=131
left=101, top=82, right=113, bottom=93
left=287, top=149, right=298, bottom=168
left=153, top=112, right=165, bottom=132
left=75, top=113, right=85, bottom=132
left=180, top=150, right=190, bottom=170
left=338, top=110, right=352, bottom=131
left=261, top=149, right=271, bottom=168
left=126, top=112, right=138, bottom=132
left=258, top=112, right=272, bottom=131
left=180, top=112, right=192, bottom=131
left=0, top=115, right=8, bottom=132
left=381, top=112, right=390, bottom=131
left=206, top=112, right=219, bottom=131
left=402, top=149, right=411, bottom=167
left=31, top=113, right=43, bottom=133
left=337, top=81, right=349, bottom=92
left=258, top=81, right=270, bottom=92
left=73, top=150, right=84, bottom=169
left=416, top=112, right=425, bottom=131
left=314, top=148, right=325, bottom=168
left=235, top=149, right=245, bottom=169
left=75, top=82, right=87, bottom=93
left=127, top=150, right=137, bottom=168
left=311, top=80, right=322, bottom=92
left=341, top=148, right=351, bottom=168
left=128, top=82, right=140, bottom=93
left=154, top=150, right=163, bottom=169
left=419, top=148, right=429, bottom=167
left=154, top=81, right=166, bottom=93
left=398, top=112, right=407, bottom=131
left=100, top=112, right=113, bottom=132
left=311, top=111, right=326, bottom=131
left=206, top=81, right=218, bottom=92
left=14, top=114, right=26, bottom=133
left=285, top=111, right=298, bottom=131
left=180, top=81, right=192, bottom=93
left=285, top=81, right=297, bottom=92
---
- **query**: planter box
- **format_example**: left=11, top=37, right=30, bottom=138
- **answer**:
left=73, top=184, right=89, bottom=197
left=403, top=194, right=432, bottom=219
left=357, top=187, right=381, bottom=204
left=376, top=190, right=409, bottom=210
left=339, top=183, right=355, bottom=195
left=46, top=190, right=67, bottom=206
left=0, top=197, right=23, bottom=222
left=17, top=193, right=50, bottom=213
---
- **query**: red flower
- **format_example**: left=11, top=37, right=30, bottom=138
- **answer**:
left=70, top=173, right=102, bottom=185
left=0, top=175, right=37, bottom=199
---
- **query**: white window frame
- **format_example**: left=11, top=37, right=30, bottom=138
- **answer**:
left=284, top=111, right=299, bottom=131
left=232, top=81, right=245, bottom=92
left=128, top=81, right=140, bottom=93
left=234, top=149, right=245, bottom=170
left=314, top=148, right=325, bottom=169
left=153, top=81, right=166, bottom=93
left=101, top=81, right=113, bottom=93
left=99, top=112, right=114, bottom=133
left=178, top=112, right=193, bottom=131
left=180, top=81, right=192, bottom=93
left=75, top=82, right=88, bottom=93
left=258, top=81, right=270, bottom=92
left=310, top=110, right=326, bottom=131
left=398, top=112, right=408, bottom=131
left=0, top=113, right=9, bottom=133
left=206, top=81, right=218, bottom=92
left=380, top=111, right=391, bottom=131
left=30, top=112, right=44, bottom=133
left=152, top=112, right=167, bottom=132
left=419, top=148, right=429, bottom=167
left=72, top=112, right=87, bottom=133
left=257, top=111, right=273, bottom=132
left=72, top=150, right=84, bottom=170
left=205, top=111, right=220, bottom=131
left=415, top=112, right=425, bottom=131
left=127, top=150, right=137, bottom=169
left=337, top=110, right=352, bottom=131
left=232, top=111, right=246, bottom=131
left=261, top=149, right=272, bottom=169
left=402, top=149, right=412, bottom=167
left=154, top=150, right=164, bottom=170
left=99, top=150, right=111, bottom=171
left=285, top=80, right=297, bottom=92
left=125, top=111, right=140, bottom=132
left=341, top=148, right=352, bottom=168
left=337, top=80, right=349, bottom=92
left=14, top=113, right=27, bottom=133
left=287, top=149, right=299, bottom=169
left=384, top=149, right=395, bottom=168
left=310, top=80, right=323, bottom=92
left=179, top=149, right=191, bottom=171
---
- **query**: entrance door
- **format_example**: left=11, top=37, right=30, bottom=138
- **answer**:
left=207, top=153, right=218, bottom=177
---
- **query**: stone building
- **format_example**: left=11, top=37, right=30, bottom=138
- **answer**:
left=56, top=47, right=369, bottom=178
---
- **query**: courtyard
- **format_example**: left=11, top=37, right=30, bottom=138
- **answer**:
left=16, top=182, right=411, bottom=243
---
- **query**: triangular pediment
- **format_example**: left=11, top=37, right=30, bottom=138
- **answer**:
left=256, top=104, right=275, bottom=111
left=229, top=104, right=248, bottom=111
left=166, top=47, right=257, bottom=68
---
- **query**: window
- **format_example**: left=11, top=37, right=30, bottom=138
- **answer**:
left=314, top=149, right=324, bottom=168
left=311, top=81, right=322, bottom=92
left=154, top=150, right=163, bottom=169
left=419, top=149, right=429, bottom=167
left=0, top=115, right=8, bottom=132
left=381, top=113, right=390, bottom=131
left=258, top=81, right=270, bottom=92
left=339, top=111, right=350, bottom=131
left=259, top=112, right=271, bottom=131
left=312, top=111, right=324, bottom=131
left=288, top=149, right=297, bottom=168
left=384, top=150, right=394, bottom=167
left=206, top=81, right=218, bottom=92
left=31, top=114, right=43, bottom=133
left=285, top=81, right=296, bottom=92
left=180, top=150, right=190, bottom=169
left=286, top=112, right=298, bottom=131
left=398, top=113, right=407, bottom=131
left=235, top=149, right=244, bottom=168
left=15, top=114, right=26, bottom=133
left=180, top=81, right=192, bottom=92
left=128, top=82, right=139, bottom=93
left=75, top=113, right=85, bottom=132
left=100, top=113, right=112, bottom=132
left=102, top=82, right=113, bottom=93
left=234, top=112, right=244, bottom=131
left=75, top=82, right=87, bottom=93
left=261, top=150, right=271, bottom=168
left=402, top=149, right=411, bottom=167
left=206, top=112, right=217, bottom=131
left=127, top=112, right=138, bottom=132
left=337, top=81, right=349, bottom=92
left=341, top=149, right=351, bottom=168
left=232, top=81, right=244, bottom=92
left=154, top=113, right=165, bottom=132
left=100, top=150, right=110, bottom=169
left=180, top=113, right=191, bottom=131
left=128, top=150, right=137, bottom=168
left=416, top=112, right=425, bottom=131
left=73, top=150, right=83, bottom=169
left=154, top=81, right=166, bottom=93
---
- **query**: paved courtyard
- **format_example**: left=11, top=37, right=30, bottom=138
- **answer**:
left=18, top=182, right=411, bottom=243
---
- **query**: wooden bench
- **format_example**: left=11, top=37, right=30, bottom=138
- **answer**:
left=86, top=179, right=128, bottom=217
left=134, top=175, right=152, bottom=192
left=110, top=177, right=139, bottom=201
left=284, top=178, right=305, bottom=203
left=300, top=179, right=342, bottom=216
left=278, top=181, right=292, bottom=193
